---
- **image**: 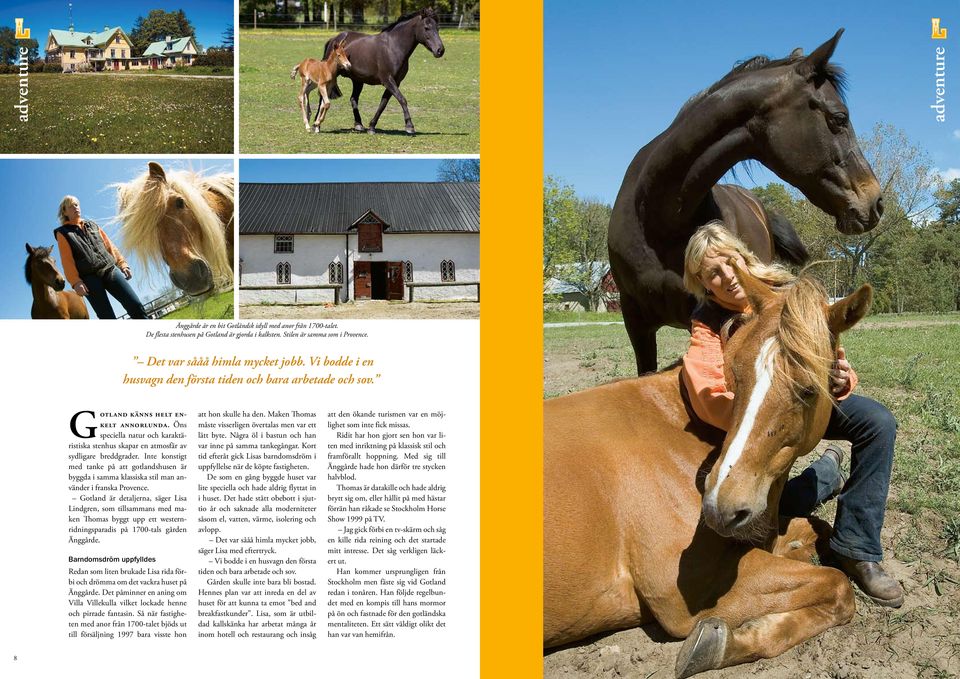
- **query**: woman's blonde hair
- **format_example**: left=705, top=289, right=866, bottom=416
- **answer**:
left=683, top=220, right=793, bottom=299
left=58, top=195, right=79, bottom=224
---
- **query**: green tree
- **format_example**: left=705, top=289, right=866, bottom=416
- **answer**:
left=755, top=123, right=939, bottom=307
left=129, top=10, right=197, bottom=56
left=436, top=159, right=479, bottom=182
left=543, top=176, right=612, bottom=310
left=0, top=27, right=17, bottom=64
left=543, top=176, right=579, bottom=292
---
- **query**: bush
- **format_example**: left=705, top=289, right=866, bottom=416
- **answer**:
left=194, top=50, right=233, bottom=67
left=44, top=62, right=63, bottom=73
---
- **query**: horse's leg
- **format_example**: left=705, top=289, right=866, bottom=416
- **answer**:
left=316, top=85, right=330, bottom=128
left=377, top=76, right=414, bottom=135
left=305, top=82, right=320, bottom=131
left=773, top=515, right=833, bottom=564
left=349, top=79, right=365, bottom=131
left=672, top=551, right=855, bottom=678
left=619, top=292, right=658, bottom=374
left=366, top=90, right=393, bottom=134
left=298, top=78, right=312, bottom=131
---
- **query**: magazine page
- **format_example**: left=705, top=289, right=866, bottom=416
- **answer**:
left=0, top=1, right=491, bottom=677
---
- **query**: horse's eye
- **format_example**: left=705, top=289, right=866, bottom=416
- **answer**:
left=828, top=112, right=848, bottom=131
left=175, top=197, right=185, bottom=209
left=798, top=385, right=818, bottom=402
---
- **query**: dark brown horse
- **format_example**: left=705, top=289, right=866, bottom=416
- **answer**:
left=323, top=7, right=445, bottom=135
left=545, top=264, right=874, bottom=677
left=609, top=29, right=882, bottom=374
left=24, top=243, right=89, bottom=319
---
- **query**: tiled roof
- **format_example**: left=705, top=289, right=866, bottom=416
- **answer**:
left=239, top=182, right=480, bottom=235
left=142, top=36, right=194, bottom=56
left=49, top=27, right=122, bottom=48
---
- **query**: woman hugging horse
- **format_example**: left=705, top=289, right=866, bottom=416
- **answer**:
left=681, top=221, right=902, bottom=607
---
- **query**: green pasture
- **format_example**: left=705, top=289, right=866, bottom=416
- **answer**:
left=544, top=314, right=960, bottom=564
left=0, top=73, right=233, bottom=153
left=162, top=290, right=234, bottom=320
left=239, top=28, right=479, bottom=153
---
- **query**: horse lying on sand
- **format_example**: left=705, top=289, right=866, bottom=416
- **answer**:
left=544, top=263, right=873, bottom=678
left=24, top=242, right=88, bottom=319
left=115, top=162, right=234, bottom=297
left=323, top=7, right=445, bottom=135
left=291, top=40, right=351, bottom=133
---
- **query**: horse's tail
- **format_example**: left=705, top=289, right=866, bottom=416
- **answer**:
left=328, top=79, right=342, bottom=100
left=290, top=63, right=300, bottom=80
left=769, top=210, right=810, bottom=265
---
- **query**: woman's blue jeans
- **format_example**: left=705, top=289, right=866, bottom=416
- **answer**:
left=81, top=267, right=148, bottom=319
left=779, top=394, right=897, bottom=562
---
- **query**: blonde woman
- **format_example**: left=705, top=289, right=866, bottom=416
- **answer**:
left=54, top=195, right=147, bottom=319
left=680, top=221, right=903, bottom=607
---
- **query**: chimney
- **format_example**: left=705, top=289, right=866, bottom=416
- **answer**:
left=165, top=35, right=172, bottom=42
left=104, top=25, right=109, bottom=31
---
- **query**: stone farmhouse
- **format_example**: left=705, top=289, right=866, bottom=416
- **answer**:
left=239, top=182, right=480, bottom=304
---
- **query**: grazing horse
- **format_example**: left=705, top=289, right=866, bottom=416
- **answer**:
left=291, top=40, right=351, bottom=133
left=545, top=263, right=874, bottom=677
left=609, top=29, right=883, bottom=374
left=115, top=162, right=234, bottom=296
left=24, top=243, right=88, bottom=319
left=323, top=7, right=445, bottom=135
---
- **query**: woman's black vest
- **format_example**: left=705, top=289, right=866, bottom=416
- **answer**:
left=54, top=220, right=115, bottom=277
left=691, top=298, right=739, bottom=335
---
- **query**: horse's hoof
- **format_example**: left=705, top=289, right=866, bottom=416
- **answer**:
left=367, top=128, right=377, bottom=135
left=675, top=617, right=728, bottom=679
left=405, top=127, right=416, bottom=136
left=354, top=124, right=366, bottom=132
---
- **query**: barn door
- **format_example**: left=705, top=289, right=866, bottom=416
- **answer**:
left=386, top=261, right=404, bottom=301
left=354, top=260, right=371, bottom=299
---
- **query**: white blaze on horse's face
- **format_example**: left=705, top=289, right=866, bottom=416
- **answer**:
left=705, top=336, right=777, bottom=507
left=700, top=311, right=827, bottom=542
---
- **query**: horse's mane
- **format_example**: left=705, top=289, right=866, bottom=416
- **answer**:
left=678, top=52, right=848, bottom=117
left=381, top=7, right=436, bottom=32
left=775, top=276, right=836, bottom=404
left=23, top=245, right=51, bottom=285
left=113, top=169, right=234, bottom=287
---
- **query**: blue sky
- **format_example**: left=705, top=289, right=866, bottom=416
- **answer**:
left=240, top=158, right=462, bottom=184
left=1, top=158, right=232, bottom=319
left=544, top=0, right=959, bottom=204
left=3, top=0, right=233, bottom=54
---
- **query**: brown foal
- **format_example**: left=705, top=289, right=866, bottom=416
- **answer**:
left=290, top=41, right=351, bottom=133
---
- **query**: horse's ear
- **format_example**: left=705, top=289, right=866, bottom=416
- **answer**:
left=730, top=259, right=776, bottom=312
left=790, top=47, right=804, bottom=58
left=827, top=284, right=872, bottom=336
left=148, top=161, right=167, bottom=184
left=25, top=242, right=33, bottom=254
left=795, top=28, right=843, bottom=80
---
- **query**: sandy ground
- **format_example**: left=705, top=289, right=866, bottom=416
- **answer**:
left=544, top=501, right=960, bottom=678
left=240, top=300, right=479, bottom=320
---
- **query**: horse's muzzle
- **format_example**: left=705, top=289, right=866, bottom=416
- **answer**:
left=170, top=259, right=213, bottom=296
